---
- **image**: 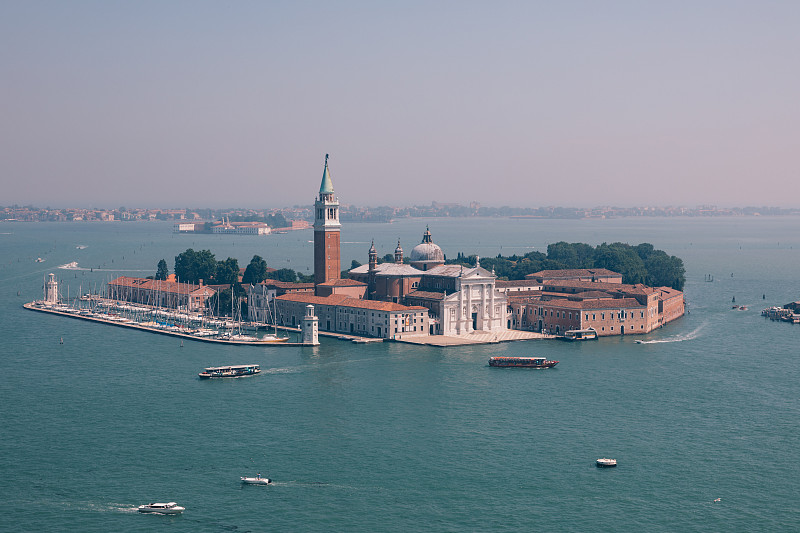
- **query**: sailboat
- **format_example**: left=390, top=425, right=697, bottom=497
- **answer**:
left=260, top=295, right=290, bottom=343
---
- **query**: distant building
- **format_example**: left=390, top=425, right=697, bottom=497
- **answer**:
left=211, top=221, right=270, bottom=235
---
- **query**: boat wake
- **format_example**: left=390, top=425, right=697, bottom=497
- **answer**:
left=260, top=367, right=302, bottom=375
left=635, top=323, right=707, bottom=344
left=57, top=262, right=151, bottom=272
left=57, top=500, right=140, bottom=513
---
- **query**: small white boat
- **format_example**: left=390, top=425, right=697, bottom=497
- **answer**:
left=241, top=475, right=271, bottom=485
left=138, top=502, right=185, bottom=514
left=596, top=458, right=617, bottom=468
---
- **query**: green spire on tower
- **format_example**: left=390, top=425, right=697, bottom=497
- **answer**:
left=319, top=153, right=334, bottom=194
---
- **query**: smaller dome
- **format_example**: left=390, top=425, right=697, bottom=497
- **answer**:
left=395, top=239, right=403, bottom=254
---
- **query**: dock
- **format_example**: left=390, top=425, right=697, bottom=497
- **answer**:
left=24, top=303, right=314, bottom=346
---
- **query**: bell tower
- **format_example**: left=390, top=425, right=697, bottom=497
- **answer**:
left=314, top=154, right=341, bottom=290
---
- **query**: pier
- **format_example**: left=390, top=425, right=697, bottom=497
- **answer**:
left=23, top=302, right=316, bottom=346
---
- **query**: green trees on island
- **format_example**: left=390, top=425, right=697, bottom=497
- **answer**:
left=174, top=249, right=217, bottom=284
left=242, top=255, right=268, bottom=285
left=447, top=241, right=685, bottom=290
left=155, top=259, right=169, bottom=281
left=168, top=250, right=313, bottom=288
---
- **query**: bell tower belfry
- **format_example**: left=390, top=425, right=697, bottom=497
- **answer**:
left=313, top=154, right=341, bottom=290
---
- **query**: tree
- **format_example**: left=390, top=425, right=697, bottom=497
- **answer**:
left=271, top=268, right=297, bottom=283
left=174, top=249, right=217, bottom=284
left=155, top=259, right=169, bottom=281
left=593, top=243, right=647, bottom=285
left=643, top=251, right=686, bottom=290
left=242, top=255, right=268, bottom=285
left=215, top=257, right=240, bottom=286
left=547, top=242, right=594, bottom=269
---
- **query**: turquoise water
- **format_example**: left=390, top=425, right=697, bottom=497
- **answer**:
left=1, top=218, right=799, bottom=531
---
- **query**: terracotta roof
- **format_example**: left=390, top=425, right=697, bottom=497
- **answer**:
left=277, top=293, right=427, bottom=312
left=405, top=290, right=446, bottom=301
left=496, top=280, right=542, bottom=288
left=261, top=280, right=315, bottom=290
left=526, top=268, right=622, bottom=279
left=542, top=280, right=657, bottom=295
left=317, top=278, right=367, bottom=287
left=108, top=276, right=215, bottom=296
left=520, top=297, right=646, bottom=310
left=506, top=290, right=543, bottom=302
left=658, top=287, right=683, bottom=298
left=567, top=291, right=614, bottom=300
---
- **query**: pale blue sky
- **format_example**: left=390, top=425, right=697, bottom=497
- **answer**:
left=2, top=1, right=798, bottom=208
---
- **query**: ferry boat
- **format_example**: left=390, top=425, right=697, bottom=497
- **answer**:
left=596, top=458, right=617, bottom=468
left=138, top=502, right=185, bottom=514
left=488, top=357, right=558, bottom=368
left=198, top=364, right=261, bottom=379
left=563, top=328, right=598, bottom=341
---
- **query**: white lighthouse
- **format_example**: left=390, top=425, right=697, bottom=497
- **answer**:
left=45, top=273, right=58, bottom=304
left=301, top=304, right=319, bottom=345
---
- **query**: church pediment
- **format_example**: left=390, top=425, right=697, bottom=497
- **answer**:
left=461, top=266, right=495, bottom=279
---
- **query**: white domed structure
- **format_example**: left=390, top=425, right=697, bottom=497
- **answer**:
left=409, top=227, right=445, bottom=271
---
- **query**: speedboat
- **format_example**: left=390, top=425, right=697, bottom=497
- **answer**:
left=596, top=458, right=617, bottom=468
left=241, top=475, right=271, bottom=485
left=138, top=502, right=185, bottom=514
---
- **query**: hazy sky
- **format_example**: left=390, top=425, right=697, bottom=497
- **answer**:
left=2, top=1, right=799, bottom=208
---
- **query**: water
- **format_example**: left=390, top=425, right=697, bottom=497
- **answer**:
left=1, top=218, right=799, bottom=531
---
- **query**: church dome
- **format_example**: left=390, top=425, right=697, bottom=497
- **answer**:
left=410, top=227, right=445, bottom=265
left=410, top=242, right=445, bottom=263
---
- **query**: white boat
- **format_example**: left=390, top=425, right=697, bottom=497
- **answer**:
left=137, top=502, right=185, bottom=514
left=241, top=475, right=271, bottom=485
left=596, top=458, right=617, bottom=468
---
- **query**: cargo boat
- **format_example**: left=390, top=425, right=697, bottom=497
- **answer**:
left=488, top=357, right=558, bottom=368
left=198, top=364, right=261, bottom=378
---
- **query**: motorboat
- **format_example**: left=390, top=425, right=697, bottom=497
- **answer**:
left=596, top=458, right=617, bottom=468
left=563, top=328, right=598, bottom=341
left=138, top=502, right=185, bottom=514
left=241, top=474, right=272, bottom=485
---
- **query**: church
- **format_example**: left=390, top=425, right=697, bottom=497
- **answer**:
left=255, top=156, right=509, bottom=339
left=349, top=228, right=508, bottom=336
